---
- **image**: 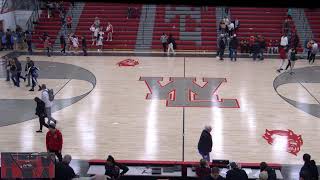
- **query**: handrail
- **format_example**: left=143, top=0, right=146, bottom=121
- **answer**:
left=26, top=0, right=40, bottom=32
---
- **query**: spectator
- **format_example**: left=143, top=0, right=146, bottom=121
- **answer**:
left=309, top=41, right=318, bottom=64
left=3, top=56, right=10, bottom=81
left=205, top=167, right=225, bottom=180
left=273, top=39, right=279, bottom=54
left=81, top=34, right=87, bottom=56
left=299, top=153, right=319, bottom=180
left=223, top=16, right=230, bottom=26
left=106, top=22, right=113, bottom=41
left=66, top=15, right=72, bottom=32
left=259, top=171, right=269, bottom=180
left=55, top=154, right=77, bottom=180
left=127, top=7, right=134, bottom=19
left=234, top=19, right=240, bottom=33
left=285, top=48, right=298, bottom=74
left=89, top=25, right=96, bottom=45
left=167, top=34, right=176, bottom=56
left=219, top=20, right=227, bottom=34
left=248, top=35, right=255, bottom=57
left=34, top=97, right=48, bottom=132
left=227, top=22, right=235, bottom=37
left=196, top=159, right=211, bottom=179
left=259, top=36, right=266, bottom=60
left=96, top=31, right=104, bottom=52
left=307, top=39, right=314, bottom=61
left=259, top=162, right=277, bottom=180
left=44, top=36, right=51, bottom=57
left=105, top=155, right=129, bottom=179
left=9, top=59, right=18, bottom=86
left=60, top=35, right=66, bottom=54
left=229, top=34, right=239, bottom=61
left=226, top=162, right=248, bottom=180
left=217, top=34, right=226, bottom=60
left=94, top=17, right=100, bottom=28
left=252, top=37, right=260, bottom=61
left=71, top=34, right=79, bottom=53
left=46, top=122, right=63, bottom=162
left=13, top=57, right=26, bottom=87
left=25, top=31, right=33, bottom=55
left=25, top=56, right=34, bottom=87
left=303, top=37, right=311, bottom=59
left=160, top=33, right=168, bottom=53
left=197, top=125, right=213, bottom=162
left=267, top=40, right=273, bottom=54
left=28, top=61, right=40, bottom=92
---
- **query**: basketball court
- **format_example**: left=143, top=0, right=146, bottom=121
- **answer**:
left=0, top=52, right=319, bottom=165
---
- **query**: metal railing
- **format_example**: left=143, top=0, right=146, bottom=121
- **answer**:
left=296, top=8, right=313, bottom=40
left=26, top=0, right=40, bottom=32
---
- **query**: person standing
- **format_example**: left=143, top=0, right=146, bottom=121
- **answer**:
left=25, top=57, right=34, bottom=87
left=285, top=48, right=298, bottom=74
left=197, top=125, right=213, bottom=162
left=41, top=84, right=57, bottom=124
left=34, top=97, right=49, bottom=132
left=9, top=59, right=18, bottom=86
left=309, top=41, right=318, bottom=64
left=229, top=34, right=239, bottom=61
left=71, top=34, right=79, bottom=54
left=46, top=122, right=63, bottom=162
left=299, top=153, right=319, bottom=180
left=106, top=22, right=113, bottom=42
left=44, top=36, right=51, bottom=57
left=96, top=31, right=104, bottom=52
left=60, top=35, right=66, bottom=54
left=167, top=34, right=176, bottom=56
left=81, top=35, right=87, bottom=56
left=25, top=31, right=33, bottom=55
left=217, top=35, right=226, bottom=60
left=277, top=34, right=288, bottom=72
left=66, top=15, right=72, bottom=32
left=160, top=33, right=168, bottom=53
left=13, top=57, right=26, bottom=87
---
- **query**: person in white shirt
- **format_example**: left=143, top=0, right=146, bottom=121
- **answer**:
left=280, top=35, right=288, bottom=48
left=71, top=35, right=79, bottom=53
left=277, top=34, right=289, bottom=72
left=41, top=84, right=56, bottom=124
left=96, top=31, right=104, bottom=52
left=309, top=42, right=318, bottom=64
left=106, top=22, right=113, bottom=41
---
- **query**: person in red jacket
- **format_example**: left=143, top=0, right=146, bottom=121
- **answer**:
left=46, top=122, right=63, bottom=162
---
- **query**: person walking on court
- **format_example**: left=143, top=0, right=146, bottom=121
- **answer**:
left=25, top=31, right=33, bottom=55
left=81, top=35, right=87, bottom=56
left=285, top=48, right=298, bottom=74
left=4, top=56, right=10, bottom=81
left=41, top=84, right=57, bottom=124
left=217, top=35, right=226, bottom=60
left=9, top=59, right=18, bottom=86
left=25, top=57, right=34, bottom=87
left=167, top=34, right=176, bottom=56
left=160, top=33, right=168, bottom=53
left=44, top=36, right=51, bottom=57
left=34, top=97, right=49, bottom=132
left=13, top=57, right=26, bottom=87
left=229, top=34, right=239, bottom=61
left=198, top=125, right=213, bottom=162
left=28, top=64, right=40, bottom=91
left=309, top=41, right=318, bottom=64
left=46, top=122, right=63, bottom=162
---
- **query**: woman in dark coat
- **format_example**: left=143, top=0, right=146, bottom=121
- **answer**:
left=34, top=97, right=49, bottom=132
left=105, top=155, right=129, bottom=180
left=198, top=126, right=213, bottom=162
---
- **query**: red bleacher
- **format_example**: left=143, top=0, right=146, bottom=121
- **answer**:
left=32, top=2, right=71, bottom=48
left=152, top=6, right=217, bottom=51
left=305, top=9, right=320, bottom=43
left=75, top=3, right=141, bottom=50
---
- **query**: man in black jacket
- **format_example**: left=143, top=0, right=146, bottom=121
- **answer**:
left=217, top=35, right=226, bottom=60
left=198, top=126, right=212, bottom=162
left=25, top=57, right=34, bottom=87
left=260, top=162, right=277, bottom=180
left=300, top=153, right=319, bottom=180
left=34, top=97, right=49, bottom=132
left=13, top=57, right=26, bottom=87
left=229, top=34, right=239, bottom=61
left=226, top=162, right=248, bottom=180
left=81, top=35, right=87, bottom=56
left=55, top=154, right=77, bottom=180
left=60, top=35, right=66, bottom=54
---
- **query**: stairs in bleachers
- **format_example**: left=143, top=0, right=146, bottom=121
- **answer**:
left=230, top=7, right=287, bottom=42
left=32, top=2, right=71, bottom=48
left=305, top=9, right=320, bottom=43
left=75, top=3, right=141, bottom=50
left=151, top=5, right=217, bottom=52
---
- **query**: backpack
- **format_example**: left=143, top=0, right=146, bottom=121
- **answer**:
left=47, top=89, right=54, bottom=101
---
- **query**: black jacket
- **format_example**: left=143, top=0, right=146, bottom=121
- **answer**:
left=82, top=38, right=87, bottom=48
left=55, top=162, right=76, bottom=180
left=105, top=162, right=129, bottom=178
left=197, top=130, right=212, bottom=153
left=35, top=99, right=46, bottom=117
left=219, top=39, right=226, bottom=49
left=25, top=60, right=34, bottom=72
left=300, top=162, right=319, bottom=180
left=15, top=60, right=22, bottom=72
left=226, top=168, right=248, bottom=180
left=264, top=166, right=277, bottom=180
left=229, top=37, right=239, bottom=49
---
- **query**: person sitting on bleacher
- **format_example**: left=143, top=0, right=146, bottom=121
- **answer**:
left=105, top=155, right=129, bottom=180
left=226, top=162, right=248, bottom=180
left=259, top=162, right=276, bottom=180
left=196, top=159, right=211, bottom=179
left=204, top=167, right=225, bottom=180
left=55, top=154, right=78, bottom=180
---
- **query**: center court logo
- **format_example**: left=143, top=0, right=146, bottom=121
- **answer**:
left=139, top=77, right=239, bottom=107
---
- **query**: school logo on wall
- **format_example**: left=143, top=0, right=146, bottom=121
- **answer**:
left=262, top=129, right=303, bottom=156
left=117, top=59, right=139, bottom=67
left=139, top=77, right=239, bottom=107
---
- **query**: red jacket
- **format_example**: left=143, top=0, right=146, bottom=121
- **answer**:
left=46, top=130, right=63, bottom=151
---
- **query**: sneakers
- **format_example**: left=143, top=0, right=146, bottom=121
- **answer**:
left=29, top=88, right=34, bottom=91
left=36, top=130, right=42, bottom=133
